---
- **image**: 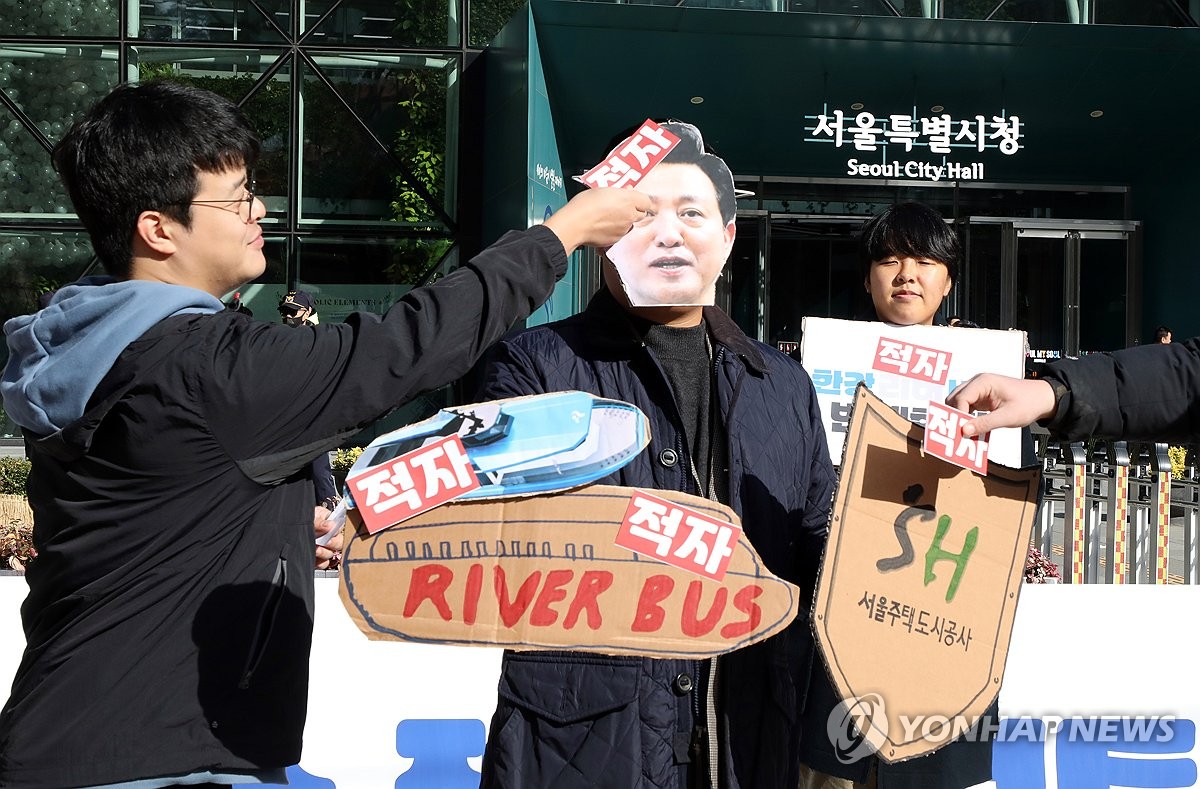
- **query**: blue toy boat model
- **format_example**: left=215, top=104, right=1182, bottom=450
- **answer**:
left=344, top=390, right=650, bottom=504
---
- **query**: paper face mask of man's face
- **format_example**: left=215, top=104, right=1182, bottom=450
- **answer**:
left=605, top=162, right=735, bottom=307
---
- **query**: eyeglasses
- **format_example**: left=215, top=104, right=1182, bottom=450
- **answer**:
left=178, top=185, right=258, bottom=224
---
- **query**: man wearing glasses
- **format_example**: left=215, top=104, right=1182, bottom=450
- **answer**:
left=0, top=79, right=647, bottom=789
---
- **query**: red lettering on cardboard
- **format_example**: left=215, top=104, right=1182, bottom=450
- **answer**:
left=463, top=562, right=483, bottom=625
left=495, top=567, right=542, bottom=628
left=563, top=570, right=613, bottom=630
left=720, top=585, right=764, bottom=639
left=531, top=569, right=574, bottom=627
left=632, top=574, right=675, bottom=632
left=404, top=564, right=453, bottom=621
left=681, top=581, right=727, bottom=637
left=393, top=561, right=770, bottom=645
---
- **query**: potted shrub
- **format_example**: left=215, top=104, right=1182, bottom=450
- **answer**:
left=330, top=446, right=364, bottom=491
left=0, top=457, right=33, bottom=574
left=1, top=515, right=35, bottom=573
left=1024, top=546, right=1061, bottom=584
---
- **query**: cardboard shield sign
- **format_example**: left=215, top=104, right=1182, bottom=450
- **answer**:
left=813, top=384, right=1039, bottom=763
left=340, top=485, right=800, bottom=658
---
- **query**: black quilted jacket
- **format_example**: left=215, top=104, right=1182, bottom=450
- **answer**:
left=1042, top=339, right=1200, bottom=442
left=476, top=289, right=836, bottom=789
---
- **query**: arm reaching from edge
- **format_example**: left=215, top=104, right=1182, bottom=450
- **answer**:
left=543, top=187, right=650, bottom=255
left=946, top=373, right=1058, bottom=437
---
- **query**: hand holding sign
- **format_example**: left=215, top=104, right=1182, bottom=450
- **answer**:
left=813, top=384, right=1040, bottom=763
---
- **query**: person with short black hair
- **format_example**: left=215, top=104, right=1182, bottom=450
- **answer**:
left=1155, top=325, right=1173, bottom=344
left=0, top=79, right=647, bottom=789
left=859, top=201, right=958, bottom=327
left=798, top=201, right=998, bottom=789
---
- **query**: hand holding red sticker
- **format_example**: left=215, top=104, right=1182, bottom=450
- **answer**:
left=923, top=400, right=990, bottom=475
left=580, top=119, right=681, bottom=190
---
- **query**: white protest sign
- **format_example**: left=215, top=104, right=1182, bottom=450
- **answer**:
left=799, top=317, right=1026, bottom=468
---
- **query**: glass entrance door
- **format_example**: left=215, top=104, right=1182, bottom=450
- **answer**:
left=962, top=218, right=1141, bottom=360
left=730, top=214, right=1141, bottom=357
left=729, top=213, right=863, bottom=347
left=1014, top=232, right=1071, bottom=356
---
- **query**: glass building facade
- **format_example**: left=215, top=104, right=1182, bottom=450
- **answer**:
left=0, top=0, right=534, bottom=324
left=1, top=0, right=1198, bottom=435
left=0, top=0, right=530, bottom=435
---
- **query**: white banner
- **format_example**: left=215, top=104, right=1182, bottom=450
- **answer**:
left=800, top=317, right=1027, bottom=468
left=3, top=577, right=1200, bottom=787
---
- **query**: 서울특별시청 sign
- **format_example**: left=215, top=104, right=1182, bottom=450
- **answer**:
left=804, top=108, right=1023, bottom=182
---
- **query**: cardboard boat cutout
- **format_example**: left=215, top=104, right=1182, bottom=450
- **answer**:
left=339, top=485, right=801, bottom=658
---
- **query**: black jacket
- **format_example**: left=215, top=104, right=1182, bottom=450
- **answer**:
left=0, top=226, right=567, bottom=789
left=476, top=290, right=836, bottom=789
left=1042, top=339, right=1200, bottom=442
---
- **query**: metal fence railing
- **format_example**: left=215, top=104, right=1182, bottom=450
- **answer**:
left=1033, top=436, right=1199, bottom=584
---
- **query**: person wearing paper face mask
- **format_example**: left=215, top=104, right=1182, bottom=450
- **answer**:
left=604, top=135, right=737, bottom=307
left=476, top=121, right=835, bottom=789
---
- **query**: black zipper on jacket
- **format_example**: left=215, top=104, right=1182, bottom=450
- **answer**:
left=238, top=551, right=289, bottom=690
